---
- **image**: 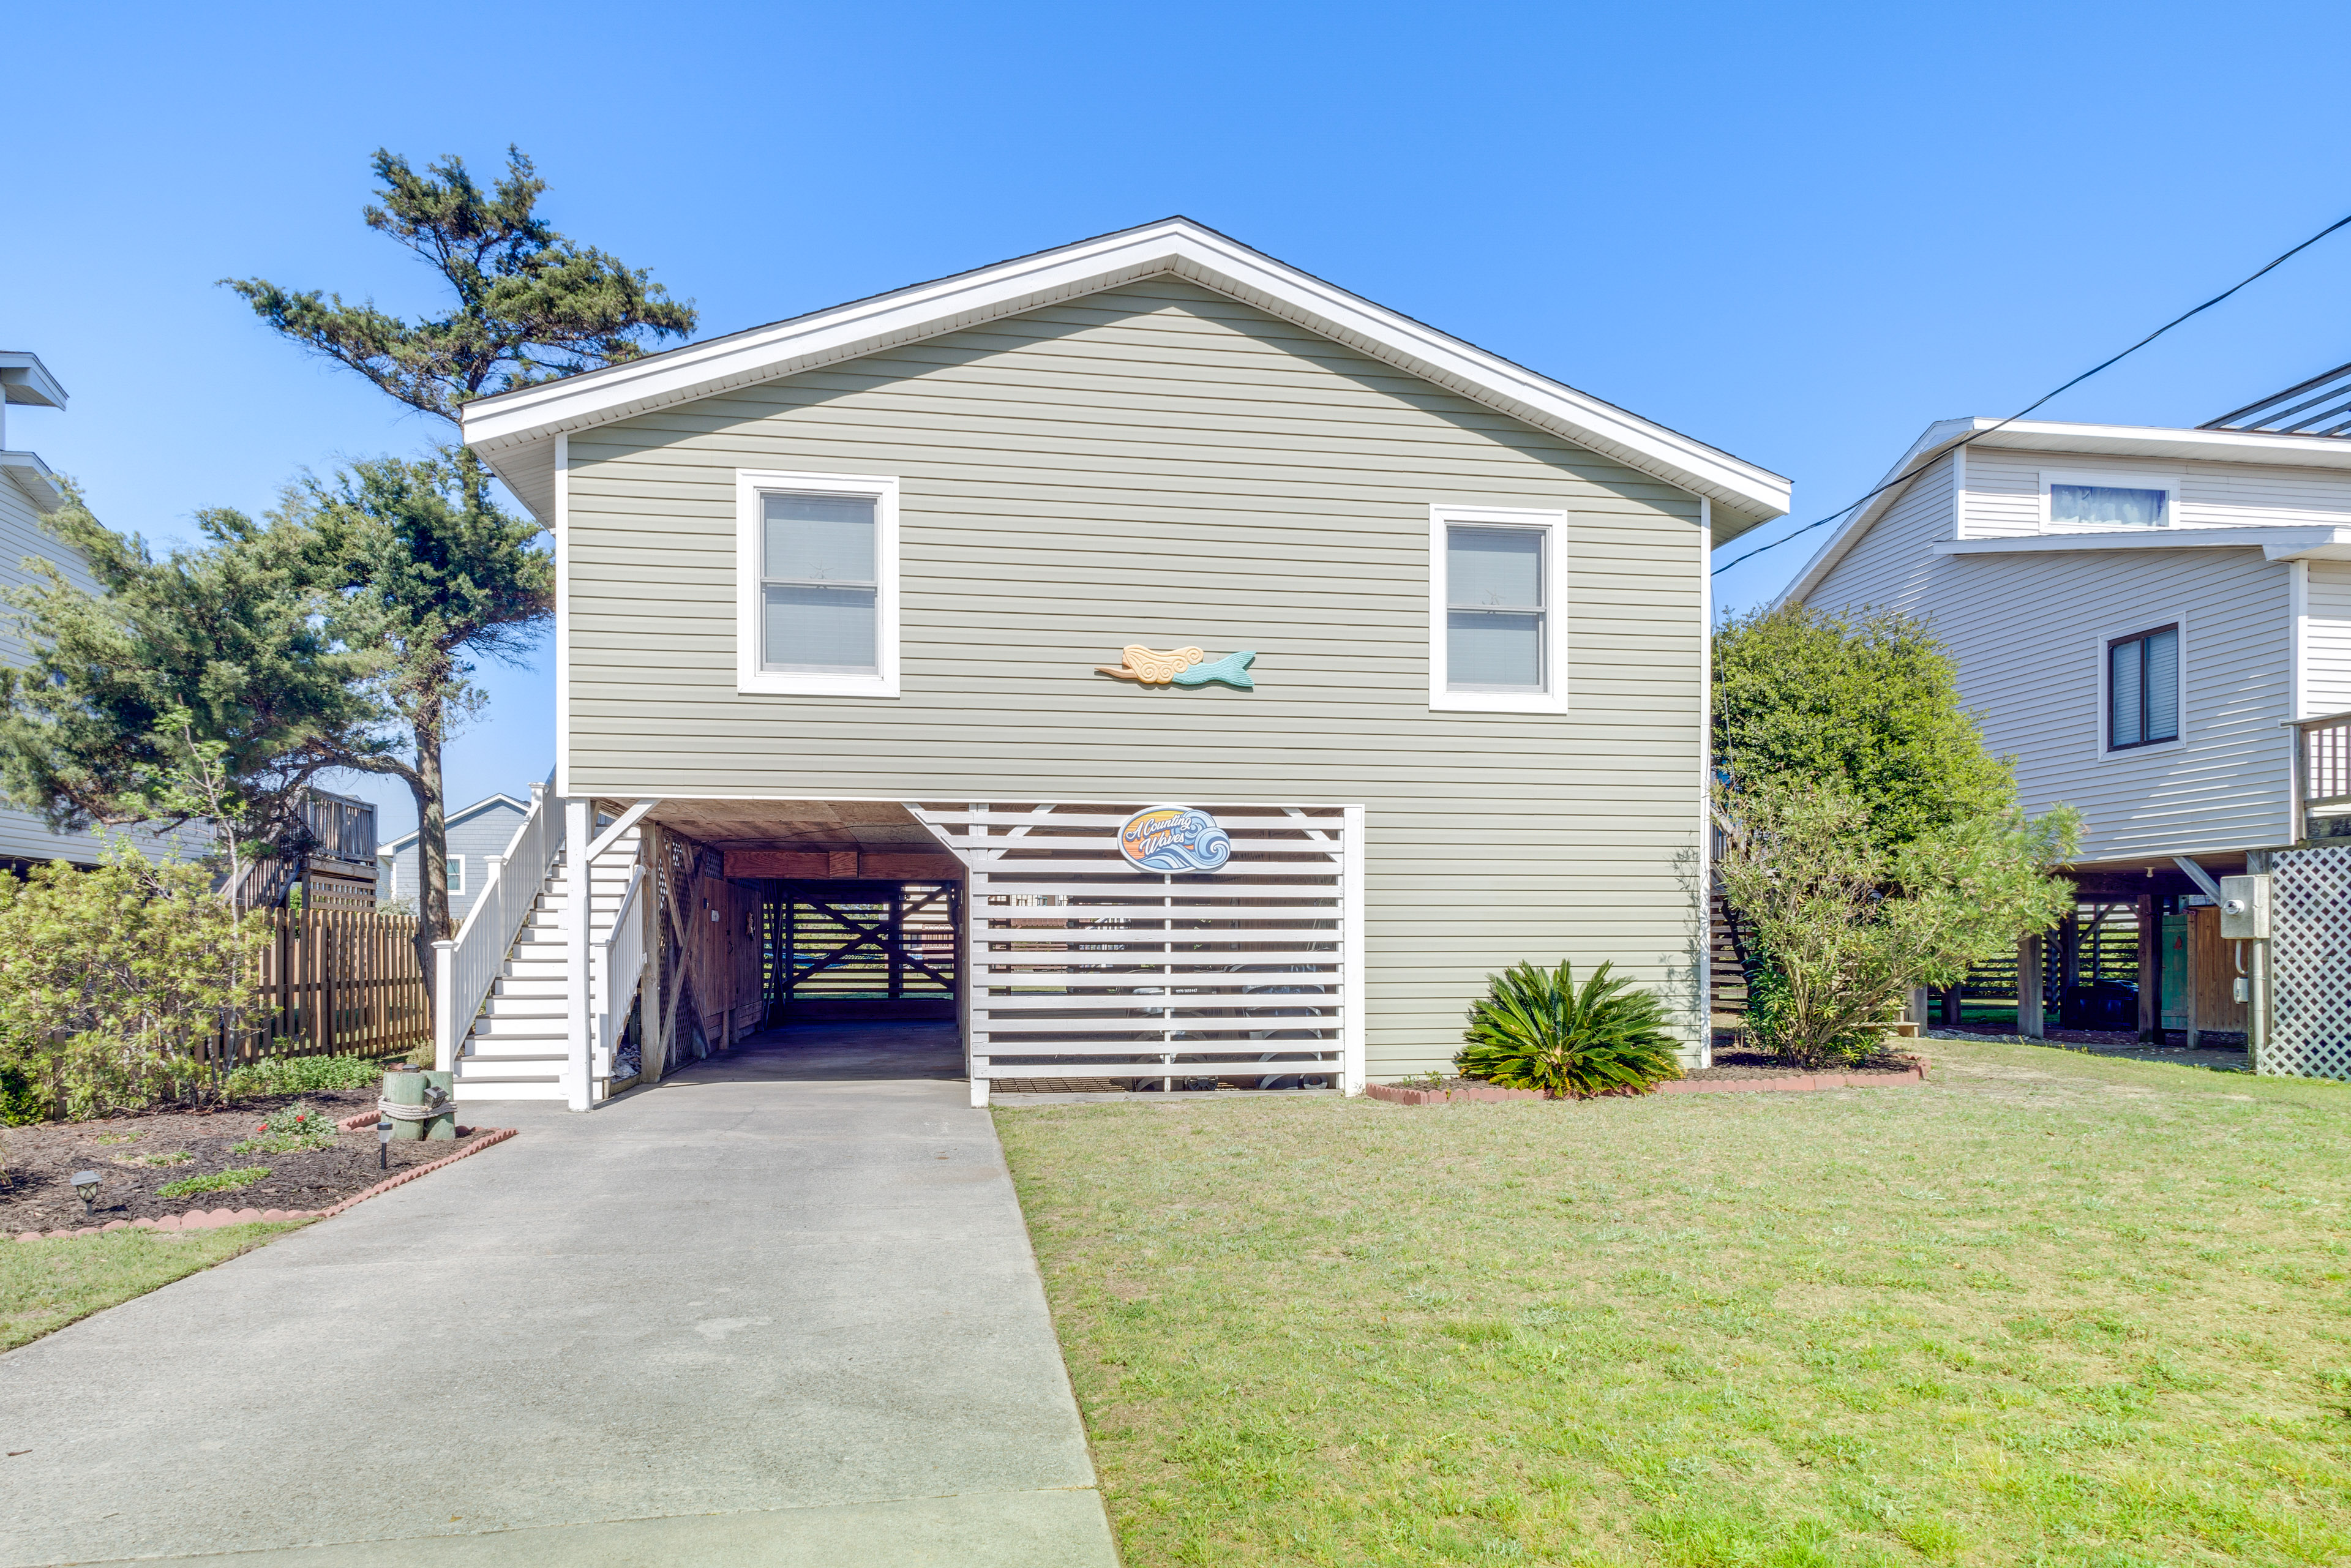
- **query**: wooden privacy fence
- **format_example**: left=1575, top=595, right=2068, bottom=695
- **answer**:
left=189, top=909, right=430, bottom=1070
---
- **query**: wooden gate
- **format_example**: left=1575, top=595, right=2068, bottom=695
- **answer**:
left=765, top=880, right=961, bottom=1022
left=908, top=803, right=1361, bottom=1105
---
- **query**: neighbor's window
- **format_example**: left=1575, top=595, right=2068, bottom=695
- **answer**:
left=447, top=855, right=467, bottom=898
left=735, top=471, right=900, bottom=697
left=2109, top=625, right=2180, bottom=750
left=763, top=493, right=878, bottom=673
left=1447, top=525, right=1547, bottom=690
left=2052, top=482, right=2169, bottom=528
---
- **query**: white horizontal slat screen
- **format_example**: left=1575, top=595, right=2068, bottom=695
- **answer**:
left=910, top=803, right=1347, bottom=1104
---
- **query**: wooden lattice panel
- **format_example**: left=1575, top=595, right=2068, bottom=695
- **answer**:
left=2269, top=844, right=2351, bottom=1079
left=910, top=803, right=1353, bottom=1103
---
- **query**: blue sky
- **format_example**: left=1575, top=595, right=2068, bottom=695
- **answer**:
left=7, top=2, right=2347, bottom=839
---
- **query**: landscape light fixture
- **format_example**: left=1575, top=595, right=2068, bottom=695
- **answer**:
left=70, top=1169, right=100, bottom=1217
left=378, top=1117, right=392, bottom=1170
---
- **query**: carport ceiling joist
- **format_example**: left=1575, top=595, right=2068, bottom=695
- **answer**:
left=636, top=799, right=945, bottom=853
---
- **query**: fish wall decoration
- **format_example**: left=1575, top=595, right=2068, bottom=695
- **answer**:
left=1096, top=645, right=1258, bottom=690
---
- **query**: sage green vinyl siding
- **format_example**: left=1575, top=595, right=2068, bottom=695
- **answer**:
left=566, top=277, right=1708, bottom=1075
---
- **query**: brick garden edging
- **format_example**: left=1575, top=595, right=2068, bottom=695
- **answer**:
left=1365, top=1066, right=1924, bottom=1107
left=10, top=1126, right=516, bottom=1243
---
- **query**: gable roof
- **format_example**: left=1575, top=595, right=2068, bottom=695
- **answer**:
left=1779, top=415, right=2351, bottom=607
left=378, top=793, right=527, bottom=858
left=459, top=217, right=1789, bottom=540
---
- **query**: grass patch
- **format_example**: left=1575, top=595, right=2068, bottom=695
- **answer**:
left=997, top=1036, right=2351, bottom=1566
left=154, top=1166, right=269, bottom=1199
left=1, top=1223, right=306, bottom=1351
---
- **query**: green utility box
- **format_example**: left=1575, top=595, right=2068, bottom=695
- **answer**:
left=381, top=1066, right=457, bottom=1141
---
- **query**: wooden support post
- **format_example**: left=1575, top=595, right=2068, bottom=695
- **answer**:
left=2017, top=931, right=2044, bottom=1038
left=2136, top=892, right=2160, bottom=1043
left=1940, top=986, right=1962, bottom=1027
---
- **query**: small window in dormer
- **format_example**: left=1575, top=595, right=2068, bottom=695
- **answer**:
left=2051, top=482, right=2169, bottom=528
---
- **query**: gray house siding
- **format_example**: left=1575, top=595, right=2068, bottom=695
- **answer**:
left=563, top=277, right=1711, bottom=1078
left=378, top=797, right=527, bottom=923
left=0, top=479, right=182, bottom=866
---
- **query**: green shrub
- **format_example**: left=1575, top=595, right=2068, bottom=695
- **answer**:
left=0, top=1054, right=46, bottom=1125
left=1455, top=960, right=1685, bottom=1098
left=156, top=1166, right=269, bottom=1199
left=231, top=1103, right=338, bottom=1154
left=0, top=842, right=268, bottom=1120
left=221, top=1054, right=380, bottom=1098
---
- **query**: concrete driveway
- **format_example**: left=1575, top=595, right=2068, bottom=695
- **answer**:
left=0, top=1024, right=1118, bottom=1566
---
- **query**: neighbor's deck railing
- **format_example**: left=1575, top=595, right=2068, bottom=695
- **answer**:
left=2293, top=710, right=2351, bottom=842
left=2300, top=710, right=2351, bottom=806
left=435, top=771, right=563, bottom=1070
left=591, top=863, right=647, bottom=1096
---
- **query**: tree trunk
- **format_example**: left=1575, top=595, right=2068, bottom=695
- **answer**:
left=411, top=692, right=449, bottom=1012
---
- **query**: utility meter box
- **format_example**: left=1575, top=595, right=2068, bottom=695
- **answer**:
left=2218, top=874, right=2270, bottom=940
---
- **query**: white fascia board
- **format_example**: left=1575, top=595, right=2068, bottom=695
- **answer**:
left=461, top=218, right=1791, bottom=531
left=1931, top=525, right=2351, bottom=561
left=0, top=450, right=66, bottom=512
left=378, top=792, right=531, bottom=855
left=0, top=353, right=68, bottom=410
left=1777, top=415, right=2351, bottom=609
left=1775, top=418, right=1974, bottom=608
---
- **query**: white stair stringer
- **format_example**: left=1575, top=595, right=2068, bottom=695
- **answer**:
left=453, top=829, right=644, bottom=1103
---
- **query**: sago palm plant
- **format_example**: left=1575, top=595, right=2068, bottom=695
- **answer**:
left=1455, top=960, right=1684, bottom=1097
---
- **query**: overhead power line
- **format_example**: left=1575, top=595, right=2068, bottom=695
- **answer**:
left=1711, top=208, right=2351, bottom=579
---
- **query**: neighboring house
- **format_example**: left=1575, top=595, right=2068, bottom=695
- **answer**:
left=377, top=792, right=528, bottom=921
left=1783, top=366, right=2351, bottom=1075
left=441, top=218, right=1791, bottom=1106
left=0, top=352, right=182, bottom=872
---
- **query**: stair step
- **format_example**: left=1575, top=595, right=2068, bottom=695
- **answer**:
left=454, top=1079, right=571, bottom=1101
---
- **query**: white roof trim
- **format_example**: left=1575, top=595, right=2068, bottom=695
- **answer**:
left=377, top=792, right=528, bottom=857
left=460, top=218, right=1789, bottom=535
left=0, top=451, right=66, bottom=513
left=1780, top=416, right=2351, bottom=606
left=0, top=352, right=67, bottom=410
left=1933, top=524, right=2351, bottom=563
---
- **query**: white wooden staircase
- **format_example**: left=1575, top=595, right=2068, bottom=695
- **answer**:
left=438, top=781, right=649, bottom=1109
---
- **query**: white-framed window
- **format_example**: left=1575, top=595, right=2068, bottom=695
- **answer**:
left=2042, top=468, right=2176, bottom=532
left=735, top=470, right=901, bottom=697
left=446, top=855, right=467, bottom=898
left=2105, top=623, right=2181, bottom=752
left=1428, top=505, right=1568, bottom=713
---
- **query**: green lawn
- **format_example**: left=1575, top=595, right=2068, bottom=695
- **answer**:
left=1, top=1223, right=307, bottom=1352
left=996, top=1039, right=2351, bottom=1567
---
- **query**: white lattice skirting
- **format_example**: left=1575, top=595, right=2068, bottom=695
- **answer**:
left=2270, top=842, right=2351, bottom=1079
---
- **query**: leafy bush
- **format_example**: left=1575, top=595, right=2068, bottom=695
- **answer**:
left=156, top=1166, right=269, bottom=1199
left=221, top=1053, right=380, bottom=1099
left=0, top=1054, right=44, bottom=1125
left=1455, top=961, right=1685, bottom=1098
left=0, top=842, right=269, bottom=1120
left=1717, top=779, right=2076, bottom=1068
left=231, top=1103, right=338, bottom=1154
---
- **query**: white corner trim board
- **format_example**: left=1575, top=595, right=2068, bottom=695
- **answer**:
left=460, top=218, right=1790, bottom=535
left=734, top=470, right=901, bottom=699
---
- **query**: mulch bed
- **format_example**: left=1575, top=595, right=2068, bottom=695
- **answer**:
left=0, top=1090, right=490, bottom=1234
left=1686, top=1047, right=1925, bottom=1081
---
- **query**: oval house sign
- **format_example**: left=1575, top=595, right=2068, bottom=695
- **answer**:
left=1118, top=805, right=1232, bottom=874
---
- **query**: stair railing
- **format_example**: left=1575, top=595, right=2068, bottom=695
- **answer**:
left=435, top=771, right=564, bottom=1071
left=591, top=862, right=648, bottom=1099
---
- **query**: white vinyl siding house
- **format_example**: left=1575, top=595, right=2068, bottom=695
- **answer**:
left=1787, top=409, right=2351, bottom=1071
left=452, top=220, right=1788, bottom=1106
